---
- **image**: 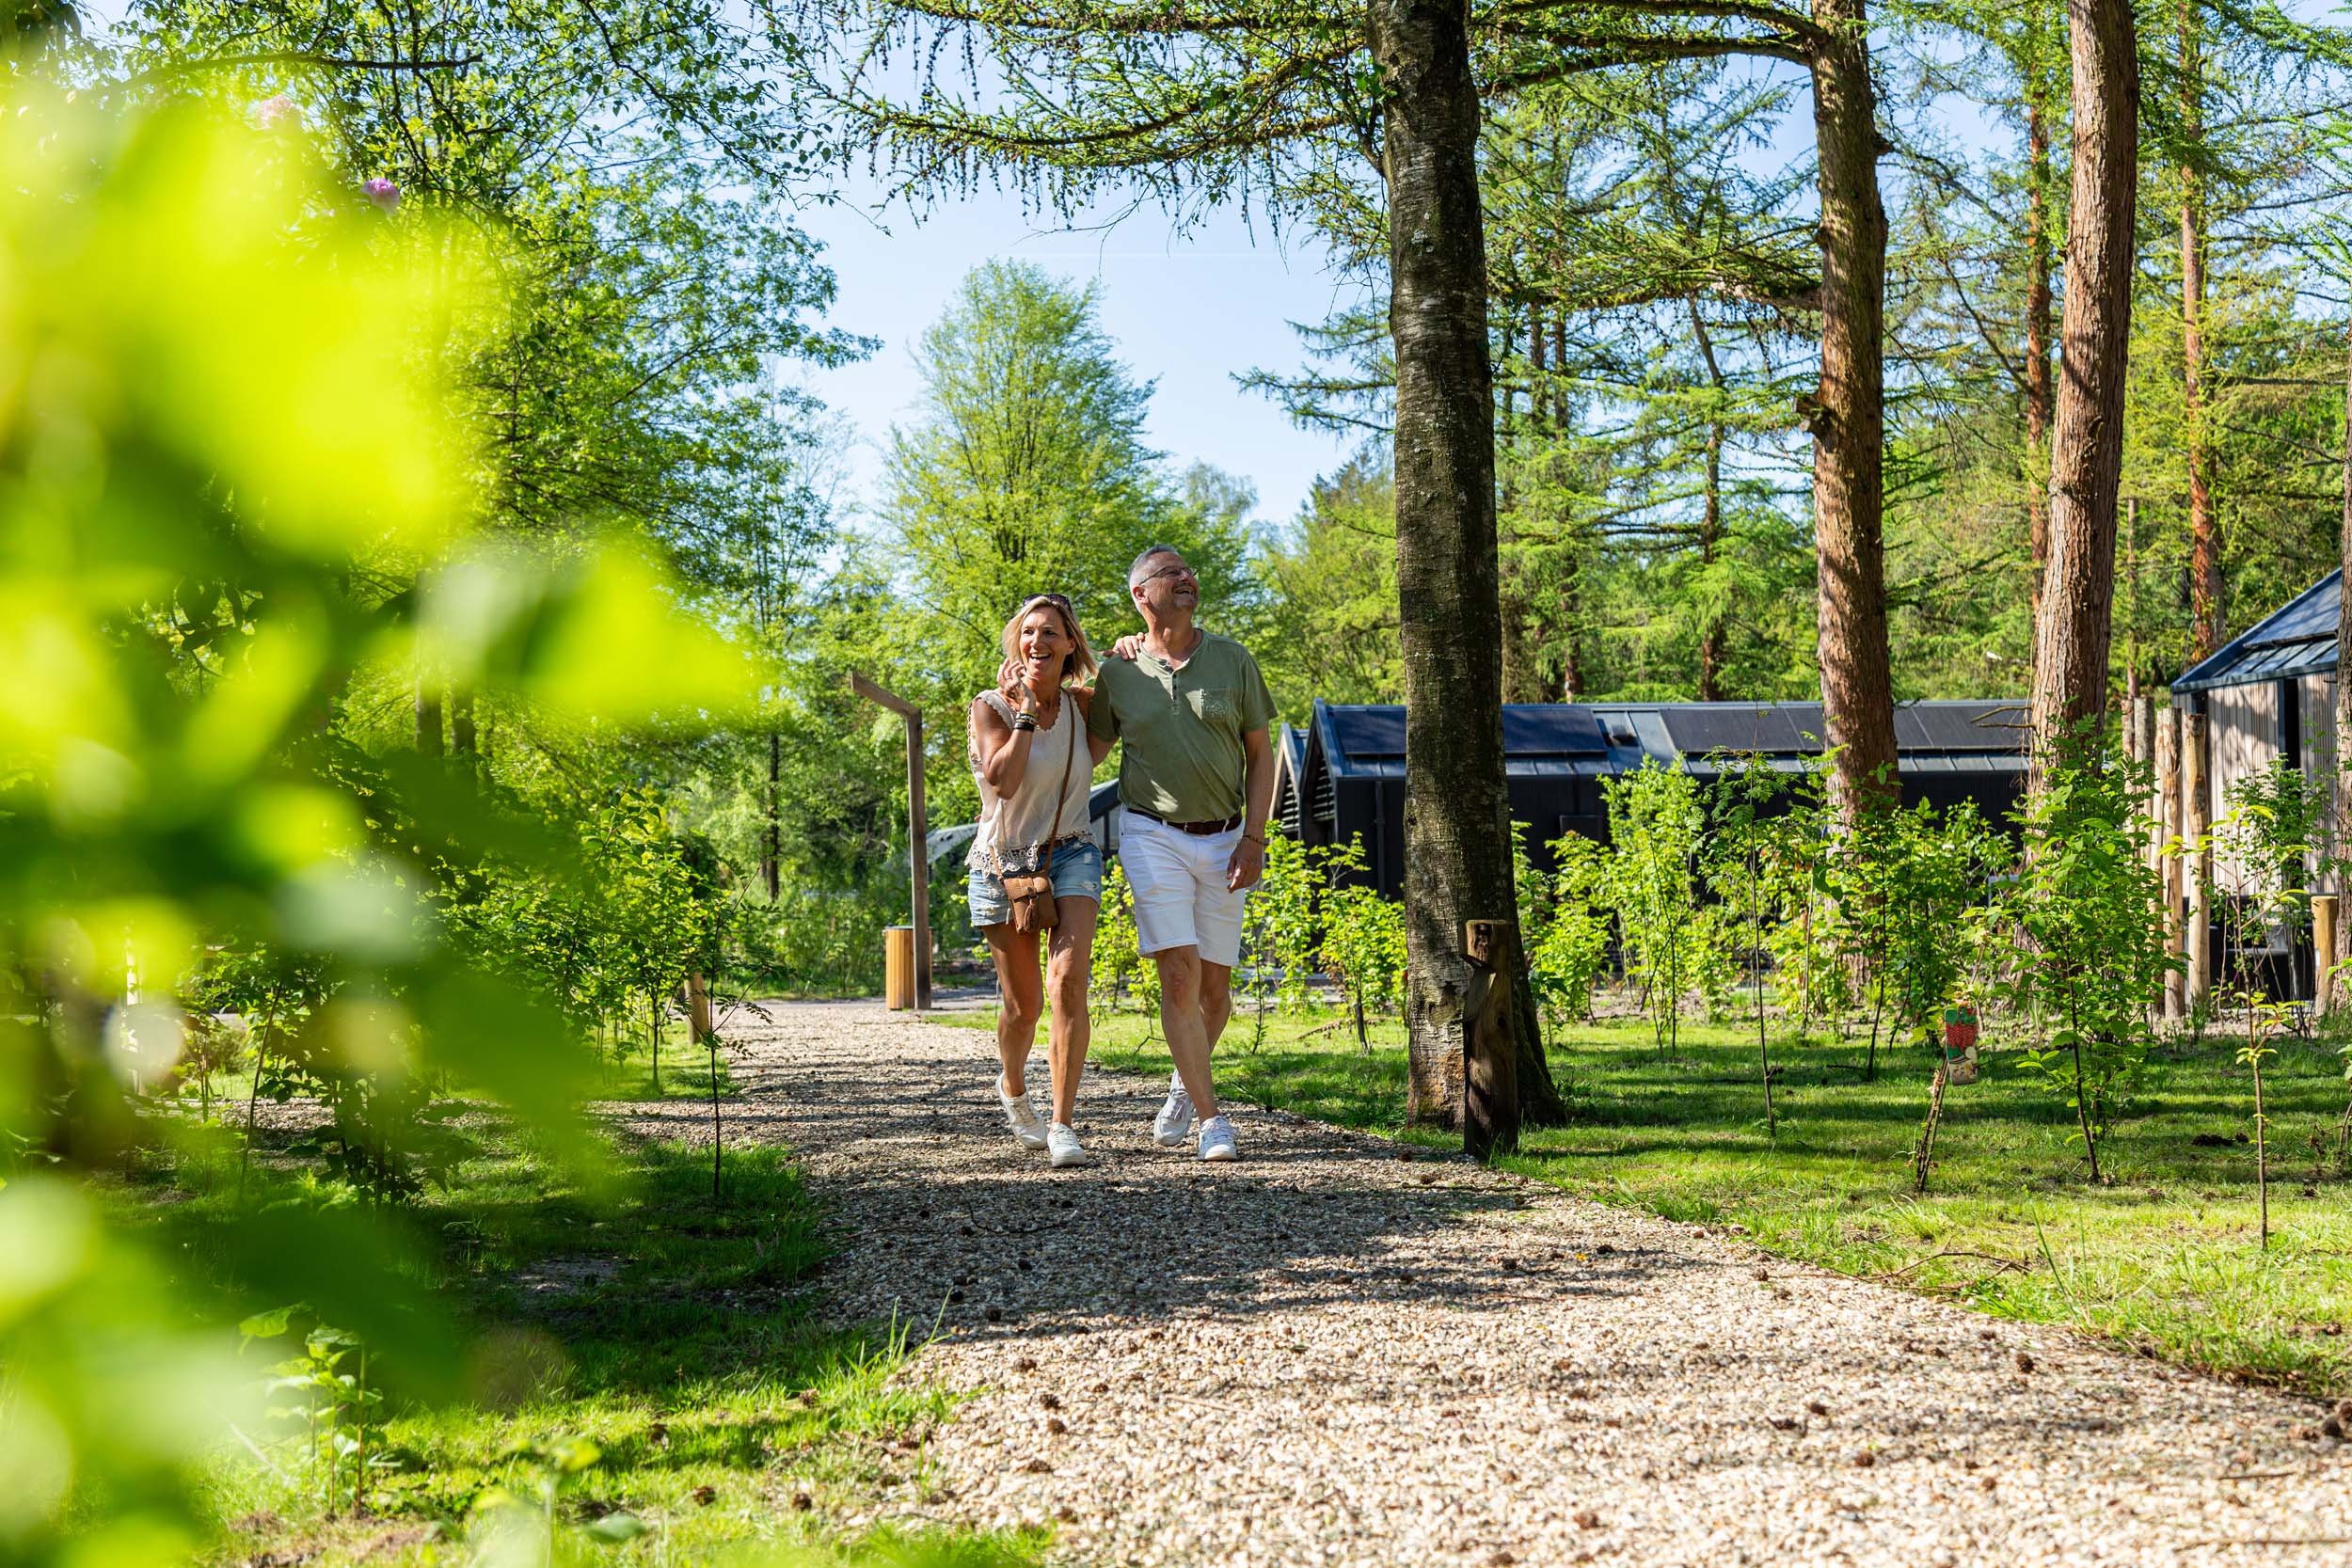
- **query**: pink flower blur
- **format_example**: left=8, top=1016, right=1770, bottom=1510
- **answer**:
left=361, top=178, right=401, bottom=214
left=254, top=94, right=297, bottom=131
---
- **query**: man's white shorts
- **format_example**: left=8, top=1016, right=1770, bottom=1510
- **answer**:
left=1118, top=808, right=1248, bottom=967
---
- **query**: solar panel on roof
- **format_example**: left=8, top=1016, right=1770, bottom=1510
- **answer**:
left=1907, top=704, right=2026, bottom=752
left=1326, top=705, right=1406, bottom=762
left=1660, top=705, right=1808, bottom=756
left=2240, top=575, right=2341, bottom=647
left=1502, top=705, right=1609, bottom=754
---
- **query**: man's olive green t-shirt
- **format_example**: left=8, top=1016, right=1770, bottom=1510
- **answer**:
left=1088, top=632, right=1277, bottom=823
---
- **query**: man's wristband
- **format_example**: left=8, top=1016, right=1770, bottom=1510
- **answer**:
left=1241, top=832, right=1264, bottom=847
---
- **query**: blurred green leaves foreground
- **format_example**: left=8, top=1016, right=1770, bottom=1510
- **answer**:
left=0, top=91, right=757, bottom=1564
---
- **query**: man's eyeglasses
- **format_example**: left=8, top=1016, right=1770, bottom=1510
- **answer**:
left=1138, top=562, right=1197, bottom=586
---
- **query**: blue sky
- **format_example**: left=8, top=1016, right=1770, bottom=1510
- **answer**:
left=791, top=175, right=1377, bottom=534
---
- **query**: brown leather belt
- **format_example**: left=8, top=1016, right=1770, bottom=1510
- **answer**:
left=1128, top=807, right=1243, bottom=836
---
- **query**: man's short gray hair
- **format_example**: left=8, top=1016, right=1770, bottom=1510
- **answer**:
left=1127, top=544, right=1184, bottom=589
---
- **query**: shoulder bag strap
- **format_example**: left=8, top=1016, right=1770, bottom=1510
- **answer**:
left=1039, top=703, right=1080, bottom=876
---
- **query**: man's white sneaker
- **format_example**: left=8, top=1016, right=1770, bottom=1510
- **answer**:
left=1047, top=1122, right=1089, bottom=1168
left=1152, top=1074, right=1195, bottom=1148
left=997, top=1076, right=1049, bottom=1150
left=1197, top=1114, right=1238, bottom=1162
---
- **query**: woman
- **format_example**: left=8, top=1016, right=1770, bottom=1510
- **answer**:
left=967, top=594, right=1113, bottom=1167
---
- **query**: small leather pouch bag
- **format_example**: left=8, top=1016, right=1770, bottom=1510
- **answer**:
left=997, top=710, right=1079, bottom=937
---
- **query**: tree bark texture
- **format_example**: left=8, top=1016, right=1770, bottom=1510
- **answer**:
left=1692, top=300, right=1728, bottom=703
left=1371, top=0, right=1565, bottom=1128
left=2184, top=709, right=2212, bottom=1012
left=1805, top=0, right=1898, bottom=815
left=2335, top=329, right=2352, bottom=977
left=2028, top=0, right=2138, bottom=778
left=2182, top=0, right=2222, bottom=660
left=2026, top=92, right=2055, bottom=628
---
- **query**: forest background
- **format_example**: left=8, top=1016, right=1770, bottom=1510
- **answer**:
left=61, top=0, right=2352, bottom=997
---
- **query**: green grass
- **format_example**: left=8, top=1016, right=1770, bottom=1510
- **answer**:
left=949, top=996, right=2352, bottom=1396
left=117, top=1107, right=1038, bottom=1568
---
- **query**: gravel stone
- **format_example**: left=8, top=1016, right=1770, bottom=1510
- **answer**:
left=620, top=1001, right=2352, bottom=1567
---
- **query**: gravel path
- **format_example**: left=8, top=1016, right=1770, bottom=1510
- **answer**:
left=634, top=1000, right=2352, bottom=1568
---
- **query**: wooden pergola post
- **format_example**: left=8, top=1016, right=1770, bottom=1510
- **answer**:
left=851, top=673, right=932, bottom=1013
left=2315, top=895, right=2340, bottom=1015
left=2156, top=704, right=2185, bottom=1021
left=2183, top=708, right=2212, bottom=1016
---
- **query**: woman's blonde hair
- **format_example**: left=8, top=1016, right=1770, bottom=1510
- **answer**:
left=999, top=594, right=1098, bottom=684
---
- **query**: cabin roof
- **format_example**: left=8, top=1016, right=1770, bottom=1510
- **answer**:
left=2171, top=570, right=2343, bottom=695
left=1310, top=699, right=2027, bottom=782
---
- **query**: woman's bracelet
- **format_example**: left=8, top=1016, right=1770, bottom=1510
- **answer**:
left=1009, top=712, right=1038, bottom=732
left=1241, top=832, right=1264, bottom=847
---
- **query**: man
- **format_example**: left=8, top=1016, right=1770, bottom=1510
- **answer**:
left=1089, top=544, right=1277, bottom=1161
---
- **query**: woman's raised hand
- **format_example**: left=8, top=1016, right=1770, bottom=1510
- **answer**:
left=1111, top=633, right=1143, bottom=662
left=996, top=656, right=1031, bottom=708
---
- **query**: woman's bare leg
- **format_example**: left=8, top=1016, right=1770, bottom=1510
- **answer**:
left=982, top=922, right=1043, bottom=1094
left=1043, top=899, right=1099, bottom=1125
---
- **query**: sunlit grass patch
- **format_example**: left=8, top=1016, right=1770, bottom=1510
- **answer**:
left=110, top=1126, right=1025, bottom=1568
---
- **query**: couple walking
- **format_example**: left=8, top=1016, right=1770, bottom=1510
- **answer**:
left=964, top=545, right=1276, bottom=1168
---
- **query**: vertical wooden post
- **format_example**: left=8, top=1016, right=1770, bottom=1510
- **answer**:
left=2315, top=895, right=2340, bottom=1015
left=907, top=712, right=931, bottom=1012
left=2184, top=709, right=2212, bottom=1016
left=2157, top=704, right=2185, bottom=1020
left=1461, top=919, right=1520, bottom=1161
left=852, top=673, right=933, bottom=1014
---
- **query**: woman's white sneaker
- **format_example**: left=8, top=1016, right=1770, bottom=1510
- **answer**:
left=1047, top=1122, right=1089, bottom=1167
left=1197, top=1114, right=1238, bottom=1162
left=1152, top=1073, right=1195, bottom=1147
left=997, top=1076, right=1050, bottom=1149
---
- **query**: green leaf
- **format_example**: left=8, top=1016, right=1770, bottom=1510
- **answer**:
left=584, top=1513, right=648, bottom=1544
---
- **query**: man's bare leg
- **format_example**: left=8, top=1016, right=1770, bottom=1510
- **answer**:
left=1152, top=944, right=1221, bottom=1120
left=1200, top=959, right=1234, bottom=1050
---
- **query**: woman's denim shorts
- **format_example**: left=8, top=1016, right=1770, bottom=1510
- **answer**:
left=968, top=838, right=1104, bottom=928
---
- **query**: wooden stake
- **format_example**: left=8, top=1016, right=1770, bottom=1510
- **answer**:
left=1461, top=919, right=1521, bottom=1161
left=2315, top=895, right=2339, bottom=1015
left=2185, top=709, right=2212, bottom=1016
left=851, top=673, right=933, bottom=1012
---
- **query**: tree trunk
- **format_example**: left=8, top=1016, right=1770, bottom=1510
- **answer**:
left=1372, top=0, right=1565, bottom=1129
left=2182, top=0, right=2222, bottom=660
left=415, top=684, right=444, bottom=757
left=451, top=689, right=477, bottom=764
left=1692, top=300, right=1728, bottom=702
left=2335, top=327, right=2352, bottom=981
left=1552, top=309, right=1582, bottom=703
left=765, top=730, right=782, bottom=902
left=2026, top=89, right=2055, bottom=628
left=1805, top=0, right=1898, bottom=816
left=2028, top=0, right=2138, bottom=776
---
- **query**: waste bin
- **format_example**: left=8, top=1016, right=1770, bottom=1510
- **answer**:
left=883, top=926, right=915, bottom=1010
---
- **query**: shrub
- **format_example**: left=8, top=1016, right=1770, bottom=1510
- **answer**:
left=2004, top=743, right=2177, bottom=1180
left=1603, top=761, right=1705, bottom=1056
left=1530, top=832, right=1612, bottom=1026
